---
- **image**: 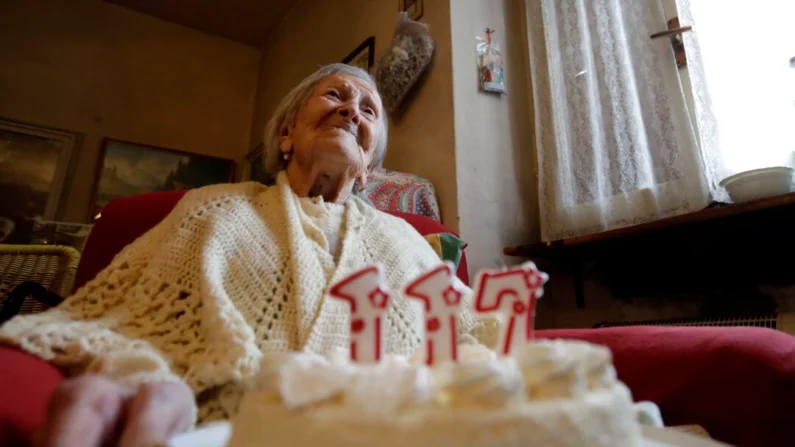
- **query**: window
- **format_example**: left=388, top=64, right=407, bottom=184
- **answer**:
left=665, top=0, right=795, bottom=177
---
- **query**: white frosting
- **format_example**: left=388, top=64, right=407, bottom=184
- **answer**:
left=431, top=351, right=525, bottom=407
left=254, top=340, right=618, bottom=415
left=514, top=340, right=616, bottom=399
left=228, top=340, right=642, bottom=447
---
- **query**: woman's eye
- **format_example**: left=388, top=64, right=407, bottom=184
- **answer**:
left=363, top=107, right=376, bottom=117
left=326, top=90, right=340, bottom=99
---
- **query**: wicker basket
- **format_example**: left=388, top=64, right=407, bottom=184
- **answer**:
left=0, top=244, right=80, bottom=316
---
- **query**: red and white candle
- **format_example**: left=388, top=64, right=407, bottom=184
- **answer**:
left=471, top=262, right=548, bottom=355
left=329, top=265, right=391, bottom=363
left=403, top=262, right=464, bottom=365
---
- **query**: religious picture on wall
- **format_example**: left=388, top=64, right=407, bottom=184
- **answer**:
left=91, top=139, right=234, bottom=219
left=399, top=0, right=423, bottom=21
left=0, top=118, right=78, bottom=242
left=343, top=36, right=375, bottom=72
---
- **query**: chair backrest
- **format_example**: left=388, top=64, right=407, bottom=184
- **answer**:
left=75, top=190, right=468, bottom=291
left=75, top=189, right=188, bottom=290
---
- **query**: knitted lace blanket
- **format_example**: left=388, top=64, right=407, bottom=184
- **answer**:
left=0, top=172, right=495, bottom=422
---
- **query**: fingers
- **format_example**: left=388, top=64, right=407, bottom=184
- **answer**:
left=118, top=381, right=195, bottom=447
left=36, top=375, right=194, bottom=447
left=36, top=375, right=131, bottom=447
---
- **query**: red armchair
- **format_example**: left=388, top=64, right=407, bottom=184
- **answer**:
left=3, top=190, right=795, bottom=447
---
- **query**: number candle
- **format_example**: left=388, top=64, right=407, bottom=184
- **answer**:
left=471, top=262, right=548, bottom=355
left=329, top=264, right=391, bottom=363
left=404, top=262, right=465, bottom=365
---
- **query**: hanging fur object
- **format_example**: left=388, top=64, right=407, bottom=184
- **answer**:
left=375, top=13, right=435, bottom=114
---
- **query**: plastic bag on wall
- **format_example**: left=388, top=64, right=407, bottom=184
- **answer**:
left=477, top=30, right=506, bottom=94
left=375, top=12, right=435, bottom=114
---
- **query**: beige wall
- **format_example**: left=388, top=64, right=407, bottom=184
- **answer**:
left=0, top=0, right=260, bottom=222
left=450, top=0, right=540, bottom=277
left=251, top=0, right=541, bottom=271
left=251, top=0, right=460, bottom=230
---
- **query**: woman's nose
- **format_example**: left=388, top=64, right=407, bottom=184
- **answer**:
left=337, top=104, right=361, bottom=124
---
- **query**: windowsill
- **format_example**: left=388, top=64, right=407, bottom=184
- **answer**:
left=504, top=191, right=795, bottom=308
left=504, top=191, right=795, bottom=258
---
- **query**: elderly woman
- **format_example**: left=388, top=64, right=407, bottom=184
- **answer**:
left=0, top=64, right=494, bottom=447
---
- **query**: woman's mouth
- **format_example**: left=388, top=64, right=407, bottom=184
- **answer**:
left=335, top=122, right=357, bottom=134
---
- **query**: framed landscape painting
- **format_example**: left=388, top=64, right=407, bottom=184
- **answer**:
left=92, top=139, right=234, bottom=218
left=0, top=118, right=78, bottom=223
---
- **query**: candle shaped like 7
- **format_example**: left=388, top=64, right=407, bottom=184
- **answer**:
left=471, top=262, right=548, bottom=355
left=329, top=264, right=391, bottom=363
left=403, top=262, right=464, bottom=365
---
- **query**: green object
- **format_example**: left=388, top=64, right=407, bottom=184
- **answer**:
left=423, top=233, right=466, bottom=270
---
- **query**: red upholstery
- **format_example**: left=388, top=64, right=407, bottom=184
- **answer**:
left=76, top=192, right=468, bottom=291
left=540, top=326, right=795, bottom=447
left=3, top=190, right=795, bottom=446
left=74, top=189, right=190, bottom=291
left=0, top=346, right=64, bottom=446
left=5, top=326, right=793, bottom=446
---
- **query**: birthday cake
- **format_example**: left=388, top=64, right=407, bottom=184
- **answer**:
left=223, top=262, right=644, bottom=447
left=226, top=341, right=640, bottom=447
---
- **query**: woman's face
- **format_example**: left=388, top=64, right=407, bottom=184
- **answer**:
left=281, top=74, right=383, bottom=176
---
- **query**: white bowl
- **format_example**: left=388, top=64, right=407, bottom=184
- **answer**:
left=719, top=167, right=794, bottom=204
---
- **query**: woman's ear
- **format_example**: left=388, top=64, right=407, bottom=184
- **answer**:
left=279, top=123, right=293, bottom=155
left=357, top=169, right=369, bottom=192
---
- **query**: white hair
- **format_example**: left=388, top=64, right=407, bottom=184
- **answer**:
left=263, top=63, right=388, bottom=175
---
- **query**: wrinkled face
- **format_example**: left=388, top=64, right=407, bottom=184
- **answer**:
left=280, top=74, right=383, bottom=177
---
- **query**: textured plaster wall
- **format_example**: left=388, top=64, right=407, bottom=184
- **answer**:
left=450, top=0, right=540, bottom=279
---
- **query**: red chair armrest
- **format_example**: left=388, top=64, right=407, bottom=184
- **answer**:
left=0, top=346, right=64, bottom=447
left=538, top=326, right=795, bottom=447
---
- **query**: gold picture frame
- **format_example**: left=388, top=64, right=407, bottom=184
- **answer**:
left=0, top=118, right=80, bottom=221
left=342, top=36, right=375, bottom=72
left=399, top=0, right=423, bottom=21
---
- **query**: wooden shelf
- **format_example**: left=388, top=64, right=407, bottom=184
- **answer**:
left=503, top=192, right=795, bottom=308
left=504, top=192, right=795, bottom=258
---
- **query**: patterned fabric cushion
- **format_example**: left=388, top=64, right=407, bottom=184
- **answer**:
left=364, top=168, right=441, bottom=222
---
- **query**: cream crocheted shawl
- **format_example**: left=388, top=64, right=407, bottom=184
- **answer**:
left=0, top=172, right=495, bottom=422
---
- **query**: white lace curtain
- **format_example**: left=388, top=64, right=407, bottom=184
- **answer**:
left=525, top=0, right=713, bottom=241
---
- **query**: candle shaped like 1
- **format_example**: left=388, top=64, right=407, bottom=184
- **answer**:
left=329, top=264, right=391, bottom=363
left=471, top=262, right=548, bottom=355
left=404, top=262, right=464, bottom=365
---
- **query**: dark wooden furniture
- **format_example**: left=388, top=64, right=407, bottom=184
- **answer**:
left=505, top=192, right=795, bottom=308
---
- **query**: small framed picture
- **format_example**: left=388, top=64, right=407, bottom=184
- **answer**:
left=342, top=36, right=375, bottom=72
left=399, top=0, right=423, bottom=21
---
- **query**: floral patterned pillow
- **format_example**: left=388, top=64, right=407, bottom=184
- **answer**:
left=364, top=168, right=441, bottom=222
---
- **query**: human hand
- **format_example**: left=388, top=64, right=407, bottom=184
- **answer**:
left=36, top=375, right=195, bottom=447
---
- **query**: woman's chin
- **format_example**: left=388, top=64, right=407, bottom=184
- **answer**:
left=312, top=140, right=366, bottom=170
